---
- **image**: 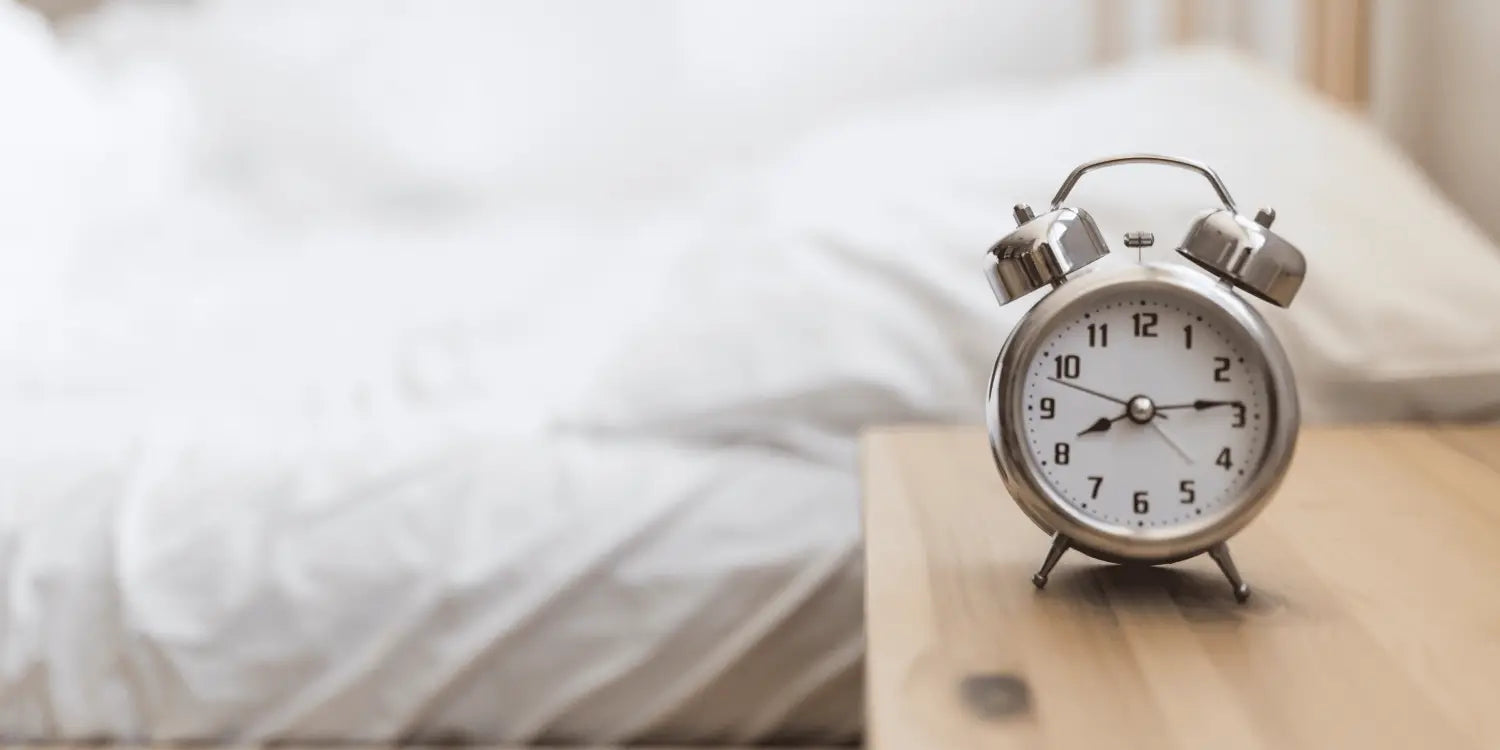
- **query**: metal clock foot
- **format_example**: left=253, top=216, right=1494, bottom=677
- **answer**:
left=1032, top=534, right=1072, bottom=589
left=1207, top=542, right=1251, bottom=602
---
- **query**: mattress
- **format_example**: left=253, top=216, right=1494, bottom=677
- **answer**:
left=5, top=3, right=1500, bottom=746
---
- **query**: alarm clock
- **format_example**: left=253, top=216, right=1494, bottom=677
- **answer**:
left=983, top=154, right=1306, bottom=602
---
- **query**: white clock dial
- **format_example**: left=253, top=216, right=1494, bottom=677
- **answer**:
left=1019, top=290, right=1272, bottom=530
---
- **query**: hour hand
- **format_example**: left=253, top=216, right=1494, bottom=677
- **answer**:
left=1077, top=414, right=1126, bottom=437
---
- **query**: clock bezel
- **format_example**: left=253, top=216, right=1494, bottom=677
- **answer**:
left=987, top=262, right=1300, bottom=563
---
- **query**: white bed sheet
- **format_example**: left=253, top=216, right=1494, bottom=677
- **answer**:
left=2, top=433, right=861, bottom=743
left=0, top=198, right=864, bottom=744
left=2, top=3, right=872, bottom=742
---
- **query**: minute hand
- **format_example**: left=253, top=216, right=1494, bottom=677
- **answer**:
left=1045, top=377, right=1128, bottom=406
left=1046, top=377, right=1171, bottom=420
left=1155, top=399, right=1244, bottom=411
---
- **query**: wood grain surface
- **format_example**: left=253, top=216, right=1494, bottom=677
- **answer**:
left=862, top=425, right=1500, bottom=750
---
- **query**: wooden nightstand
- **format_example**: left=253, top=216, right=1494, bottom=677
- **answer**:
left=861, top=425, right=1500, bottom=750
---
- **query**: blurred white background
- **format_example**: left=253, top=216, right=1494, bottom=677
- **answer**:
left=8, top=0, right=1498, bottom=233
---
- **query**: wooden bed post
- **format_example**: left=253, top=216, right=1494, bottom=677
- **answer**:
left=1092, top=0, right=1373, bottom=112
left=1303, top=0, right=1372, bottom=107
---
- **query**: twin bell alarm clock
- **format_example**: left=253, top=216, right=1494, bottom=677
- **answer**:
left=983, top=154, right=1307, bottom=602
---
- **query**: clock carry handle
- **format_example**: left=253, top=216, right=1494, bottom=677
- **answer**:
left=1048, top=153, right=1238, bottom=212
left=984, top=153, right=1240, bottom=305
left=1045, top=153, right=1306, bottom=308
left=985, top=153, right=1304, bottom=308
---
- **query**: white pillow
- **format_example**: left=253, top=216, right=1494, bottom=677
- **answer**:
left=562, top=49, right=1500, bottom=442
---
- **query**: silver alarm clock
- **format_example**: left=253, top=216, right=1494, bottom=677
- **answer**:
left=983, top=154, right=1306, bottom=602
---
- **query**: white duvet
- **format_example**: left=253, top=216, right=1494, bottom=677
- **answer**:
left=5, top=1, right=1500, bottom=745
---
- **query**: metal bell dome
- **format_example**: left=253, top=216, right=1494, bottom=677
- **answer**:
left=983, top=203, right=1109, bottom=305
left=1177, top=207, right=1306, bottom=307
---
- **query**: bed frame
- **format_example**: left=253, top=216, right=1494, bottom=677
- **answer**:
left=1095, top=0, right=1372, bottom=109
left=1300, top=0, right=1371, bottom=106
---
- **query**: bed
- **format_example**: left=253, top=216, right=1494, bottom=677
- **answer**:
left=3, top=0, right=1499, bottom=746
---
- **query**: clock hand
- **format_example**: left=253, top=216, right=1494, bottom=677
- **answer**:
left=1077, top=415, right=1121, bottom=437
left=1046, top=377, right=1128, bottom=406
left=1149, top=420, right=1194, bottom=464
left=1155, top=399, right=1245, bottom=411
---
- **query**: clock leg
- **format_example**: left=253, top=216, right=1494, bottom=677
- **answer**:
left=1032, top=534, right=1072, bottom=589
left=1207, top=542, right=1251, bottom=603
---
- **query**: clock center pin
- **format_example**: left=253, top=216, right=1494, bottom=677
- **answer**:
left=1126, top=395, right=1156, bottom=424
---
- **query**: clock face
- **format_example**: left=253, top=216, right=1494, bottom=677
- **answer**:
left=1018, top=288, right=1274, bottom=530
